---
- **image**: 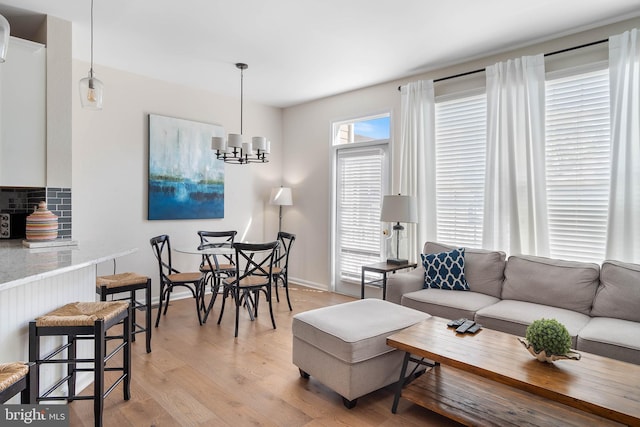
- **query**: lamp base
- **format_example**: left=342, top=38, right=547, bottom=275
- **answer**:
left=386, top=258, right=409, bottom=265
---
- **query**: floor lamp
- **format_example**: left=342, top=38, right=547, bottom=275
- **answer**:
left=270, top=187, right=293, bottom=234
left=380, top=194, right=418, bottom=264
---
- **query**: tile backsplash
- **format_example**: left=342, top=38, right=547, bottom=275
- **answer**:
left=0, top=187, right=72, bottom=239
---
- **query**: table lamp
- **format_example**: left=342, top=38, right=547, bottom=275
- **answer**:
left=380, top=194, right=418, bottom=264
left=270, top=186, right=293, bottom=234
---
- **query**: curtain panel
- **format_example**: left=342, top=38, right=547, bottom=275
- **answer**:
left=606, top=28, right=640, bottom=262
left=400, top=80, right=436, bottom=260
left=483, top=54, right=550, bottom=256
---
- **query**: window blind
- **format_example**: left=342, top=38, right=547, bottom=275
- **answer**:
left=336, top=147, right=385, bottom=281
left=435, top=94, right=486, bottom=248
left=545, top=68, right=610, bottom=263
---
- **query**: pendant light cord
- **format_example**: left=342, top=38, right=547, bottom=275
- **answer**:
left=90, top=0, right=94, bottom=76
left=240, top=66, right=244, bottom=134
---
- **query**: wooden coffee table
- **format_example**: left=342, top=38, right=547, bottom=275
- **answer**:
left=387, top=317, right=640, bottom=426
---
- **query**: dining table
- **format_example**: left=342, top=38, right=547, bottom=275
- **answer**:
left=174, top=245, right=236, bottom=321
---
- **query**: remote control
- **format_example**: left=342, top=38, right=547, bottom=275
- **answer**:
left=467, top=323, right=482, bottom=334
left=456, top=319, right=476, bottom=333
left=447, top=318, right=467, bottom=328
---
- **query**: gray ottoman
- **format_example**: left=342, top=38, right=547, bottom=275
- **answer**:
left=292, top=299, right=430, bottom=408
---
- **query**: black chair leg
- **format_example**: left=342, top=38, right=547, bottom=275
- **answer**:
left=68, top=335, right=76, bottom=400
left=274, top=278, right=280, bottom=302
left=145, top=278, right=152, bottom=352
left=217, top=287, right=228, bottom=325
left=155, top=284, right=165, bottom=328
left=94, top=320, right=105, bottom=427
left=284, top=275, right=292, bottom=311
left=203, top=279, right=220, bottom=323
left=28, top=323, right=39, bottom=404
left=163, top=288, right=172, bottom=315
left=130, top=290, right=137, bottom=342
left=268, top=287, right=276, bottom=330
left=194, top=285, right=203, bottom=326
left=22, top=362, right=36, bottom=404
left=234, top=288, right=241, bottom=338
left=123, top=307, right=131, bottom=400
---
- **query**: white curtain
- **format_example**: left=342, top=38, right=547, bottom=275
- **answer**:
left=606, top=29, right=640, bottom=262
left=400, top=80, right=436, bottom=259
left=483, top=55, right=549, bottom=256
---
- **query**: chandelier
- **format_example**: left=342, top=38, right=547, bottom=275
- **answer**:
left=211, top=63, right=269, bottom=164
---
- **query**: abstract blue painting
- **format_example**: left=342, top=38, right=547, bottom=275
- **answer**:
left=148, top=114, right=225, bottom=220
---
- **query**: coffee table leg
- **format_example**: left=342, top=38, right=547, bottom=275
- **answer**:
left=392, top=351, right=411, bottom=414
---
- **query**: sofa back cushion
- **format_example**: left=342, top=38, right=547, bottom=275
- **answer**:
left=501, top=255, right=599, bottom=315
left=423, top=242, right=506, bottom=298
left=591, top=260, right=640, bottom=322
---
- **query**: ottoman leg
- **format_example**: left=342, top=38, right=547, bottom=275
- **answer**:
left=342, top=397, right=357, bottom=409
left=299, top=368, right=310, bottom=379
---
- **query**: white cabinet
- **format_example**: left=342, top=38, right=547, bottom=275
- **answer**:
left=0, top=37, right=46, bottom=187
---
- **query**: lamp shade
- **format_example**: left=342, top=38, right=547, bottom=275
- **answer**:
left=0, top=14, right=10, bottom=63
left=79, top=74, right=104, bottom=110
left=270, top=187, right=293, bottom=206
left=380, top=195, right=418, bottom=223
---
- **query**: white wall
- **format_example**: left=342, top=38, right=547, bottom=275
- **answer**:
left=69, top=16, right=639, bottom=296
left=282, top=16, right=640, bottom=293
left=72, top=61, right=284, bottom=294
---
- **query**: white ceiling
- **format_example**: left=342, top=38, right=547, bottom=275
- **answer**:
left=1, top=0, right=640, bottom=108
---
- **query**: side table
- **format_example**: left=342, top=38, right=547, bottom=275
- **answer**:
left=361, top=262, right=418, bottom=300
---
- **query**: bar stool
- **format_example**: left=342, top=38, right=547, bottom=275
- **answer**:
left=0, top=362, right=34, bottom=404
left=97, top=272, right=152, bottom=353
left=29, top=301, right=131, bottom=427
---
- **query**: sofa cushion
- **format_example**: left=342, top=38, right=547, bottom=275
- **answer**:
left=401, top=289, right=499, bottom=322
left=501, top=255, right=599, bottom=315
left=475, top=299, right=591, bottom=348
left=577, top=317, right=640, bottom=365
left=421, top=248, right=469, bottom=291
left=423, top=242, right=506, bottom=298
left=292, top=299, right=429, bottom=364
left=591, top=260, right=640, bottom=322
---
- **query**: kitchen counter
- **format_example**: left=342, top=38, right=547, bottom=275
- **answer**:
left=0, top=240, right=136, bottom=291
left=0, top=240, right=137, bottom=400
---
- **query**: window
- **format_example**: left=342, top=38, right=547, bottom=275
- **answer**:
left=545, top=68, right=610, bottom=263
left=332, top=114, right=390, bottom=294
left=432, top=66, right=611, bottom=262
left=336, top=147, right=387, bottom=282
left=435, top=94, right=486, bottom=248
left=335, top=115, right=390, bottom=145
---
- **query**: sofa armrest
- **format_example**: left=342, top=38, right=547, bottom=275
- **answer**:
left=386, top=267, right=424, bottom=304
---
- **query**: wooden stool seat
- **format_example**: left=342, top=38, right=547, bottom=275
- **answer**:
left=0, top=363, right=28, bottom=392
left=97, top=273, right=152, bottom=353
left=96, top=272, right=148, bottom=289
left=36, top=301, right=129, bottom=327
left=200, top=263, right=234, bottom=272
left=0, top=362, right=34, bottom=404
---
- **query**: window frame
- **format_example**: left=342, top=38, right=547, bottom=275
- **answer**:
left=330, top=113, right=391, bottom=294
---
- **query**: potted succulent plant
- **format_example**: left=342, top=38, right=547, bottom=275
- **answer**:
left=518, top=318, right=581, bottom=363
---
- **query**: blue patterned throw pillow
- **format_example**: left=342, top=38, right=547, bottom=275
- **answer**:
left=421, top=248, right=469, bottom=291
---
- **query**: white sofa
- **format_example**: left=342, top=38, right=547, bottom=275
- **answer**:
left=386, top=241, right=640, bottom=365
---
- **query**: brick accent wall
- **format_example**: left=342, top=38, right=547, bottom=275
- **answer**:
left=0, top=187, right=72, bottom=239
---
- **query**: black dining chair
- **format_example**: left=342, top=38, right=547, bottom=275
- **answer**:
left=272, top=231, right=296, bottom=311
left=197, top=230, right=237, bottom=321
left=217, top=241, right=279, bottom=337
left=150, top=234, right=204, bottom=327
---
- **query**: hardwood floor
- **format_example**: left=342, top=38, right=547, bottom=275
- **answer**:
left=68, top=285, right=461, bottom=426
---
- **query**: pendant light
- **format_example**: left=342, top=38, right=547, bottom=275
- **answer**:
left=79, top=0, right=104, bottom=109
left=0, top=14, right=10, bottom=63
left=211, top=63, right=270, bottom=164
